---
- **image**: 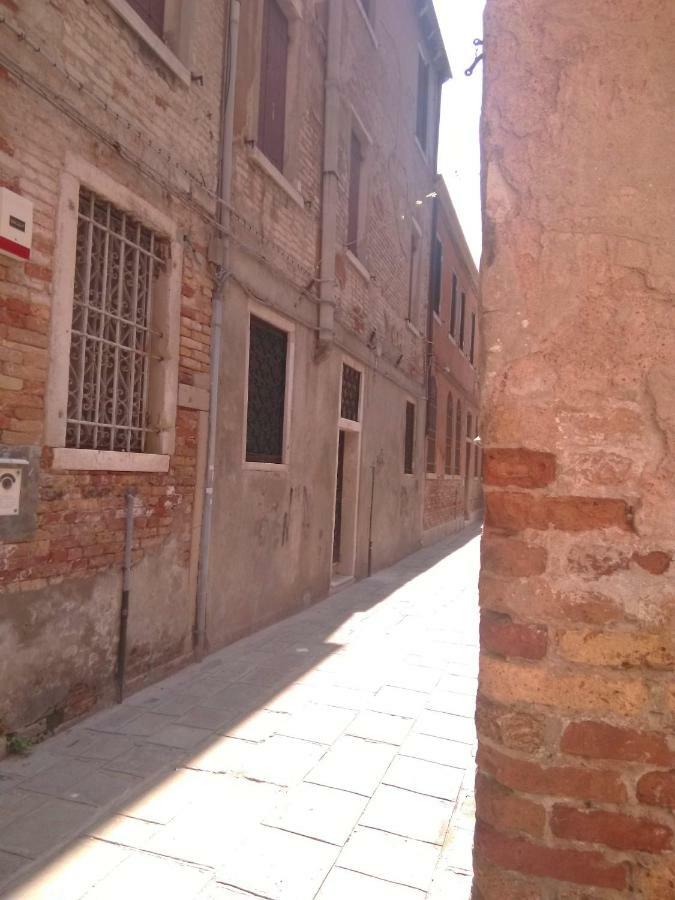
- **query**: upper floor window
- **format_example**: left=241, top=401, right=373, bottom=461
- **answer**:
left=470, top=312, right=476, bottom=365
left=407, top=220, right=422, bottom=323
left=445, top=393, right=454, bottom=475
left=415, top=53, right=430, bottom=151
left=404, top=401, right=415, bottom=474
left=426, top=376, right=437, bottom=474
left=347, top=130, right=363, bottom=257
left=449, top=273, right=458, bottom=339
left=246, top=315, right=289, bottom=464
left=67, top=188, right=167, bottom=453
left=459, top=291, right=466, bottom=350
left=258, top=0, right=289, bottom=172
left=128, top=0, right=165, bottom=36
left=431, top=236, right=443, bottom=317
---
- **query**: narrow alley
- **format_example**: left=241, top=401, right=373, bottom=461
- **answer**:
left=0, top=529, right=479, bottom=899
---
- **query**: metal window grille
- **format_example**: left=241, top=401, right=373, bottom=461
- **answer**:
left=66, top=188, right=165, bottom=453
left=341, top=364, right=361, bottom=422
left=246, top=316, right=288, bottom=464
left=404, top=402, right=415, bottom=474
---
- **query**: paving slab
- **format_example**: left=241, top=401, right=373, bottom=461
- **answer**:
left=0, top=528, right=481, bottom=899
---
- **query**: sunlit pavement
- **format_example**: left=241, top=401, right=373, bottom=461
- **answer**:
left=0, top=527, right=480, bottom=899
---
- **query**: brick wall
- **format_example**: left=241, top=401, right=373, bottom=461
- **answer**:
left=476, top=0, right=675, bottom=896
left=0, top=0, right=225, bottom=736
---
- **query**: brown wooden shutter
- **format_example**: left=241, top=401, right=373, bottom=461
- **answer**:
left=128, top=0, right=165, bottom=37
left=258, top=0, right=289, bottom=172
left=347, top=131, right=362, bottom=255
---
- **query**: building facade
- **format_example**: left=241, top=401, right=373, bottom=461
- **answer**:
left=423, top=177, right=482, bottom=543
left=0, top=0, right=451, bottom=740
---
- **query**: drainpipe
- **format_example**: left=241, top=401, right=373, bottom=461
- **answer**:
left=317, top=0, right=343, bottom=350
left=195, top=0, right=240, bottom=658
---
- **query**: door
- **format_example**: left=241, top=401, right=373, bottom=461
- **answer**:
left=333, top=430, right=345, bottom=566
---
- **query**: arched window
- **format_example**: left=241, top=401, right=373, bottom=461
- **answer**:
left=454, top=399, right=462, bottom=475
left=445, top=393, right=454, bottom=475
left=426, top=376, right=437, bottom=474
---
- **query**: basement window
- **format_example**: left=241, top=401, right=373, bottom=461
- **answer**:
left=246, top=315, right=289, bottom=465
left=404, top=402, right=416, bottom=475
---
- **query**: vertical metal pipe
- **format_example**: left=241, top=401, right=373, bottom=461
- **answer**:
left=117, top=489, right=134, bottom=703
left=195, top=0, right=240, bottom=658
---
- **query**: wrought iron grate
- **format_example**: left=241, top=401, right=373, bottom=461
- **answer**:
left=341, top=364, right=361, bottom=422
left=246, top=316, right=288, bottom=464
left=66, top=188, right=165, bottom=452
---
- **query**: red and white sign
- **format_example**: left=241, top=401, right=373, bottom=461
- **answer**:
left=0, top=188, right=33, bottom=261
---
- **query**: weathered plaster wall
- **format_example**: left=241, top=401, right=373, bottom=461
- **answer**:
left=0, top=0, right=225, bottom=737
left=476, top=0, right=675, bottom=896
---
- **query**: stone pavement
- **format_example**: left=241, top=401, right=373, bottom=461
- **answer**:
left=0, top=528, right=480, bottom=899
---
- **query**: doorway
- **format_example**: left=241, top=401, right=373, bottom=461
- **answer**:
left=332, top=362, right=364, bottom=587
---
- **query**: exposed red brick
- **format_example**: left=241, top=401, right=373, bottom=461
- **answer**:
left=483, top=448, right=556, bottom=488
left=481, top=536, right=547, bottom=577
left=562, top=721, right=673, bottom=766
left=637, top=772, right=675, bottom=809
left=479, top=744, right=627, bottom=804
left=474, top=822, right=628, bottom=890
left=476, top=697, right=548, bottom=753
left=480, top=612, right=548, bottom=660
left=485, top=492, right=632, bottom=533
left=633, top=551, right=671, bottom=575
left=551, top=805, right=672, bottom=853
left=476, top=773, right=546, bottom=838
left=474, top=863, right=545, bottom=900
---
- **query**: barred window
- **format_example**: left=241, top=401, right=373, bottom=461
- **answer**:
left=341, top=364, right=361, bottom=422
left=246, top=316, right=288, bottom=464
left=445, top=393, right=454, bottom=475
left=426, top=376, right=437, bottom=474
left=66, top=188, right=166, bottom=453
left=404, top=402, right=415, bottom=474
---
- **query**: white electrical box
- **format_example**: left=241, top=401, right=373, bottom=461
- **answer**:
left=0, top=188, right=33, bottom=262
left=0, top=459, right=28, bottom=516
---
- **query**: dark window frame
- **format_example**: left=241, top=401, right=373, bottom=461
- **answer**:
left=431, top=236, right=443, bottom=317
left=245, top=315, right=289, bottom=465
left=459, top=291, right=466, bottom=350
left=404, top=401, right=415, bottom=475
left=449, top=273, right=458, bottom=338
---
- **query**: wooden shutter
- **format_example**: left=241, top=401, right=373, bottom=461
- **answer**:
left=416, top=55, right=429, bottom=149
left=258, top=0, right=289, bottom=172
left=128, top=0, right=165, bottom=37
left=347, top=132, right=362, bottom=255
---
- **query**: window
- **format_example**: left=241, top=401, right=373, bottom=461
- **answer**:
left=445, top=393, right=454, bottom=475
left=470, top=311, right=476, bottom=364
left=347, top=131, right=363, bottom=257
left=341, top=364, right=361, bottom=422
left=466, top=412, right=473, bottom=479
left=416, top=54, right=429, bottom=150
left=246, top=316, right=288, bottom=464
left=426, top=376, right=437, bottom=474
left=127, top=0, right=165, bottom=36
left=431, top=236, right=442, bottom=317
left=474, top=420, right=481, bottom=477
left=459, top=291, right=466, bottom=350
left=66, top=188, right=166, bottom=453
left=404, top=402, right=415, bottom=474
left=454, top=399, right=462, bottom=475
left=407, top=221, right=421, bottom=322
left=449, top=273, right=458, bottom=338
left=258, top=0, right=289, bottom=173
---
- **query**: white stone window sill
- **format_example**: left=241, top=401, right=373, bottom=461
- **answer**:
left=243, top=460, right=289, bottom=473
left=425, top=472, right=438, bottom=480
left=346, top=249, right=371, bottom=283
left=248, top=146, right=305, bottom=210
left=355, top=1, right=378, bottom=48
left=52, top=448, right=170, bottom=472
left=103, top=0, right=191, bottom=86
left=405, top=319, right=422, bottom=338
left=433, top=311, right=442, bottom=325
